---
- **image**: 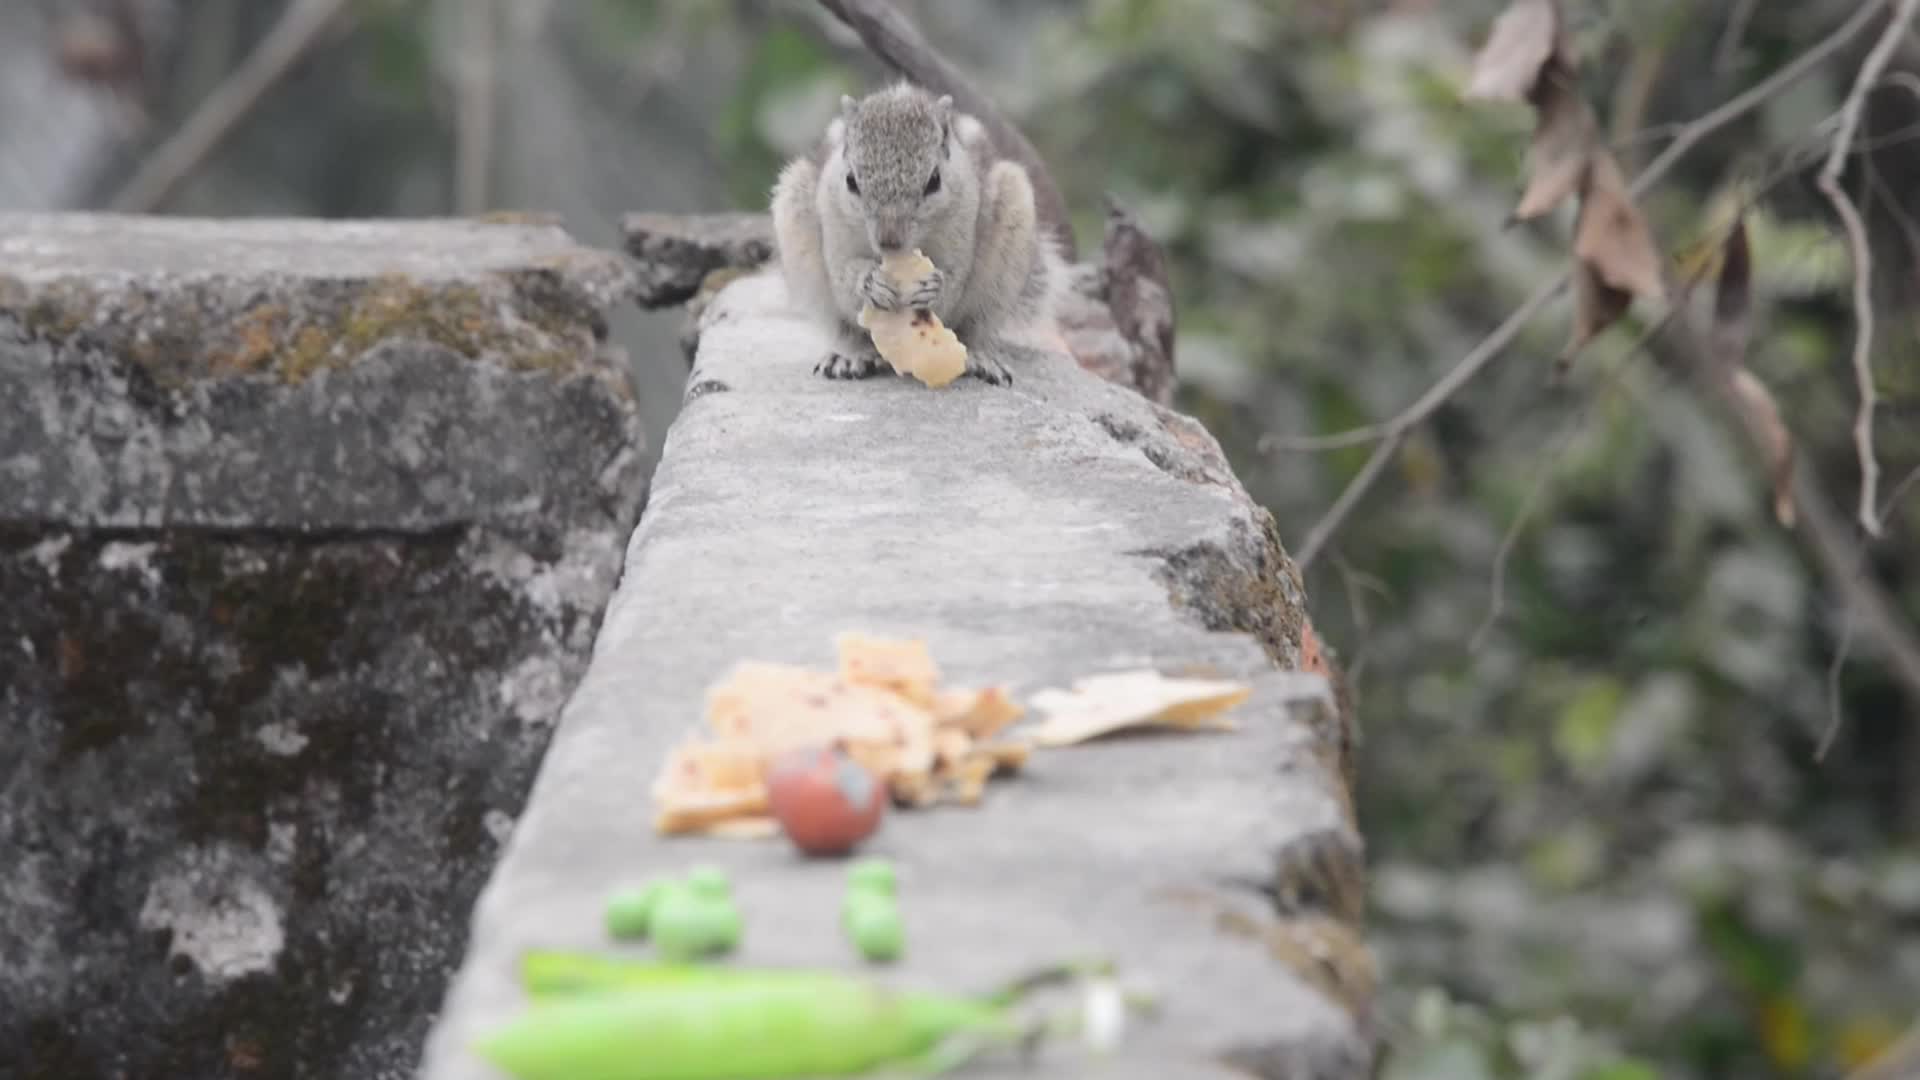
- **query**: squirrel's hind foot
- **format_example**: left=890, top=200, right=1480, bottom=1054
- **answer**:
left=963, top=339, right=1033, bottom=387
left=964, top=353, right=1013, bottom=387
left=815, top=350, right=892, bottom=380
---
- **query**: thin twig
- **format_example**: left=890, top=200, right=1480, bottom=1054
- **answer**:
left=454, top=0, right=498, bottom=215
left=1714, top=0, right=1762, bottom=78
left=1816, top=0, right=1919, bottom=539
left=1330, top=555, right=1390, bottom=689
left=1825, top=588, right=1862, bottom=760
left=107, top=0, right=354, bottom=213
left=1884, top=462, right=1920, bottom=521
left=1262, top=425, right=1397, bottom=453
left=1611, top=38, right=1670, bottom=173
left=1287, top=0, right=1892, bottom=570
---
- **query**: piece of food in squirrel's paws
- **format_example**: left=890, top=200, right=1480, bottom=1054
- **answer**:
left=858, top=250, right=967, bottom=388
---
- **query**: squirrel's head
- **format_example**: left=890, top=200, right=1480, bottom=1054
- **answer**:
left=835, top=85, right=961, bottom=255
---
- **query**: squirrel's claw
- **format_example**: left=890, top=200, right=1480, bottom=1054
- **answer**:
left=964, top=349, right=1013, bottom=387
left=858, top=265, right=903, bottom=312
left=905, top=268, right=946, bottom=312
left=816, top=351, right=892, bottom=380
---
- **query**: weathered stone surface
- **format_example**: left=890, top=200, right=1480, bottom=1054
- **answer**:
left=419, top=271, right=1370, bottom=1078
left=620, top=211, right=776, bottom=310
left=0, top=215, right=647, bottom=1079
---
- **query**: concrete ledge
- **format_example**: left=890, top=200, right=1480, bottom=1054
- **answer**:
left=0, top=214, right=647, bottom=1080
left=420, top=270, right=1372, bottom=1078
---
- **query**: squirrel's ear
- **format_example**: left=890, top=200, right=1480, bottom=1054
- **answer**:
left=934, top=94, right=954, bottom=141
left=839, top=94, right=857, bottom=119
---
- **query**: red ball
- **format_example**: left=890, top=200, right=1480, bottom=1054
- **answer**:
left=765, top=744, right=886, bottom=857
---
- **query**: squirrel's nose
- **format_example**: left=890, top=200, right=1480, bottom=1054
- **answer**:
left=873, top=220, right=908, bottom=253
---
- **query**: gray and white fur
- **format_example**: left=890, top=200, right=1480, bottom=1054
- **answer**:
left=770, top=82, right=1064, bottom=385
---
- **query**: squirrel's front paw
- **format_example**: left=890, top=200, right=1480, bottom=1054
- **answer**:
left=858, top=265, right=902, bottom=312
left=904, top=267, right=945, bottom=312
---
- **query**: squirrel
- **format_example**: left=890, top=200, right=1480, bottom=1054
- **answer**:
left=770, top=81, right=1064, bottom=386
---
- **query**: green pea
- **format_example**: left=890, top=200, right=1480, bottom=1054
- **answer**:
left=708, top=900, right=743, bottom=953
left=604, top=883, right=663, bottom=942
left=843, top=894, right=904, bottom=964
left=651, top=884, right=742, bottom=962
left=847, top=858, right=895, bottom=897
left=686, top=866, right=731, bottom=900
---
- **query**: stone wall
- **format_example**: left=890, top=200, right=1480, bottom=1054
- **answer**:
left=0, top=215, right=647, bottom=1080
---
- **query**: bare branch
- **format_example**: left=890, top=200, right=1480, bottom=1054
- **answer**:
left=1714, top=0, right=1762, bottom=77
left=108, top=0, right=354, bottom=213
left=1824, top=584, right=1862, bottom=760
left=1815, top=0, right=1920, bottom=539
left=1286, top=0, right=1893, bottom=570
left=813, top=0, right=1077, bottom=260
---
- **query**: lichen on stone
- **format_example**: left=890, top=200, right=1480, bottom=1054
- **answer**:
left=0, top=266, right=618, bottom=389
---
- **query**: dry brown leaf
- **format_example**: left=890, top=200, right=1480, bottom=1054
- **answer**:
left=1574, top=153, right=1667, bottom=303
left=1563, top=257, right=1634, bottom=365
left=1712, top=217, right=1752, bottom=368
left=1513, top=74, right=1595, bottom=222
left=1024, top=671, right=1251, bottom=748
left=1730, top=368, right=1798, bottom=527
left=1465, top=0, right=1561, bottom=103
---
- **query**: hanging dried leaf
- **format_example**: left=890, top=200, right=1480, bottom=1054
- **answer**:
left=1466, top=0, right=1562, bottom=103
left=1574, top=153, right=1667, bottom=303
left=1729, top=368, right=1797, bottom=527
left=1711, top=217, right=1752, bottom=369
left=1513, top=73, right=1597, bottom=222
left=1562, top=256, right=1633, bottom=367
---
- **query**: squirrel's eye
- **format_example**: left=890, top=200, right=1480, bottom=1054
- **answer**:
left=924, top=170, right=941, bottom=196
left=845, top=172, right=859, bottom=195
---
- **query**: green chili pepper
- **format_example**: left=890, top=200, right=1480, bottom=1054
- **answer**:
left=518, top=951, right=826, bottom=999
left=475, top=975, right=1019, bottom=1080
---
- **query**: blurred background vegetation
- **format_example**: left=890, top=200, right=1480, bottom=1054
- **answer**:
left=6, top=1, right=1918, bottom=1076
